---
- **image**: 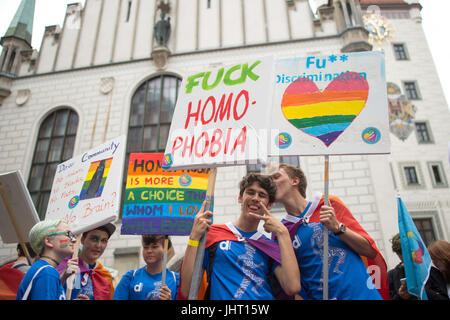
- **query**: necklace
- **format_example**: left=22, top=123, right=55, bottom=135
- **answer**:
left=41, top=255, right=60, bottom=266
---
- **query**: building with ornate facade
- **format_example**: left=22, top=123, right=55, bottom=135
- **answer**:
left=1, top=0, right=449, bottom=281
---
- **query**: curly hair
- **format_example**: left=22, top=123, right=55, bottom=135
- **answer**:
left=239, top=173, right=277, bottom=205
left=390, top=233, right=402, bottom=255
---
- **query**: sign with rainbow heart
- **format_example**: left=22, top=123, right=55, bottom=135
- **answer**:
left=121, top=153, right=211, bottom=236
left=271, top=51, right=390, bottom=156
left=45, top=135, right=126, bottom=234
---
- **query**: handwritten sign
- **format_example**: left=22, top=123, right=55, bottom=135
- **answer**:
left=270, top=51, right=390, bottom=156
left=45, top=136, right=126, bottom=234
left=0, top=171, right=40, bottom=243
left=121, top=153, right=211, bottom=236
left=163, top=57, right=274, bottom=170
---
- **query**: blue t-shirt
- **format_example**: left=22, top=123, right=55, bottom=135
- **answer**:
left=203, top=227, right=279, bottom=300
left=69, top=263, right=95, bottom=300
left=287, top=207, right=382, bottom=300
left=16, top=259, right=66, bottom=300
left=113, top=267, right=179, bottom=300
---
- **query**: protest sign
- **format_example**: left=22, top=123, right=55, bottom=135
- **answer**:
left=45, top=136, right=126, bottom=235
left=0, top=171, right=39, bottom=244
left=270, top=51, right=390, bottom=157
left=163, top=57, right=274, bottom=170
left=121, top=153, right=211, bottom=236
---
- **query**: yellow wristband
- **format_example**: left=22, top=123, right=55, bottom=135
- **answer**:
left=188, top=239, right=199, bottom=247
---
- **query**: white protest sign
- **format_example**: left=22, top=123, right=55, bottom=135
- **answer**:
left=0, top=171, right=40, bottom=243
left=45, top=136, right=126, bottom=234
left=270, top=51, right=390, bottom=156
left=163, top=57, right=274, bottom=170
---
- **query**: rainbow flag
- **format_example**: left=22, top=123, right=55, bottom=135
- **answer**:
left=281, top=72, right=369, bottom=147
left=121, top=153, right=211, bottom=236
left=79, top=157, right=112, bottom=200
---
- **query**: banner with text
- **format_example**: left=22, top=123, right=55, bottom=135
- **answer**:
left=45, top=136, right=126, bottom=234
left=121, top=153, right=211, bottom=236
left=270, top=51, right=390, bottom=156
left=163, top=57, right=274, bottom=170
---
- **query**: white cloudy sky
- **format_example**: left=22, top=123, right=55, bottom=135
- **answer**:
left=0, top=0, right=449, bottom=106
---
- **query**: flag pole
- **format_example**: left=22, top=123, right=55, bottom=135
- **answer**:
left=188, top=167, right=217, bottom=299
left=161, top=235, right=169, bottom=286
left=322, top=155, right=329, bottom=300
left=66, top=233, right=82, bottom=300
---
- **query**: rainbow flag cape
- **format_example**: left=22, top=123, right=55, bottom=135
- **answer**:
left=0, top=262, right=25, bottom=300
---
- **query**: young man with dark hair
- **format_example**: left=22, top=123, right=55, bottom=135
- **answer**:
left=56, top=223, right=116, bottom=300
left=270, top=163, right=389, bottom=300
left=114, top=235, right=179, bottom=300
left=180, top=173, right=300, bottom=300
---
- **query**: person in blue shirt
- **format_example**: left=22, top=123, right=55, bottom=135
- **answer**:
left=270, top=163, right=385, bottom=300
left=180, top=173, right=300, bottom=300
left=16, top=219, right=82, bottom=300
left=114, top=235, right=179, bottom=300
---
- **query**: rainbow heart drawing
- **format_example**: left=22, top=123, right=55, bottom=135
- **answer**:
left=281, top=72, right=369, bottom=147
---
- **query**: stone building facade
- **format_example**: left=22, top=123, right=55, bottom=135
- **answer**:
left=0, top=0, right=449, bottom=280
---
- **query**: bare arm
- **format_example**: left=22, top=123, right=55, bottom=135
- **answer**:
left=249, top=205, right=300, bottom=296
left=320, top=205, right=377, bottom=259
left=273, top=228, right=301, bottom=296
left=179, top=201, right=212, bottom=299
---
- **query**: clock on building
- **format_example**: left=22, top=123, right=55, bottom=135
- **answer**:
left=363, top=13, right=394, bottom=43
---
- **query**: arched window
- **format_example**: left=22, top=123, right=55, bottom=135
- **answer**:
left=28, top=109, right=79, bottom=219
left=121, top=75, right=181, bottom=215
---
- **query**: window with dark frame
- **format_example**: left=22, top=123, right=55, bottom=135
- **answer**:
left=415, top=122, right=432, bottom=143
left=28, top=109, right=79, bottom=219
left=404, top=81, right=420, bottom=100
left=121, top=75, right=181, bottom=217
left=404, top=166, right=419, bottom=185
left=412, top=217, right=436, bottom=247
left=393, top=44, right=408, bottom=60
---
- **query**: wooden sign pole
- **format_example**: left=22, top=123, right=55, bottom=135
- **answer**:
left=161, top=235, right=169, bottom=286
left=322, top=155, right=330, bottom=300
left=188, top=168, right=217, bottom=299
left=65, top=233, right=82, bottom=300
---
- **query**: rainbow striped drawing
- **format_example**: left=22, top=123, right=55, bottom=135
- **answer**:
left=281, top=72, right=369, bottom=147
left=79, top=157, right=113, bottom=200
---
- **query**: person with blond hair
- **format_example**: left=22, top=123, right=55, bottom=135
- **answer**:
left=16, top=220, right=82, bottom=300
left=270, top=163, right=388, bottom=300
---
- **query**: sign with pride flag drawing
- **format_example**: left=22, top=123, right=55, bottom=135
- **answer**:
left=164, top=57, right=274, bottom=170
left=45, top=136, right=126, bottom=234
left=270, top=51, right=390, bottom=156
left=121, top=153, right=211, bottom=236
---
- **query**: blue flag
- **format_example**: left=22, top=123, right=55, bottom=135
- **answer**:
left=397, top=196, right=432, bottom=300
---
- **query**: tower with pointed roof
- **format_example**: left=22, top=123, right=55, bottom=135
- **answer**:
left=0, top=0, right=35, bottom=105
